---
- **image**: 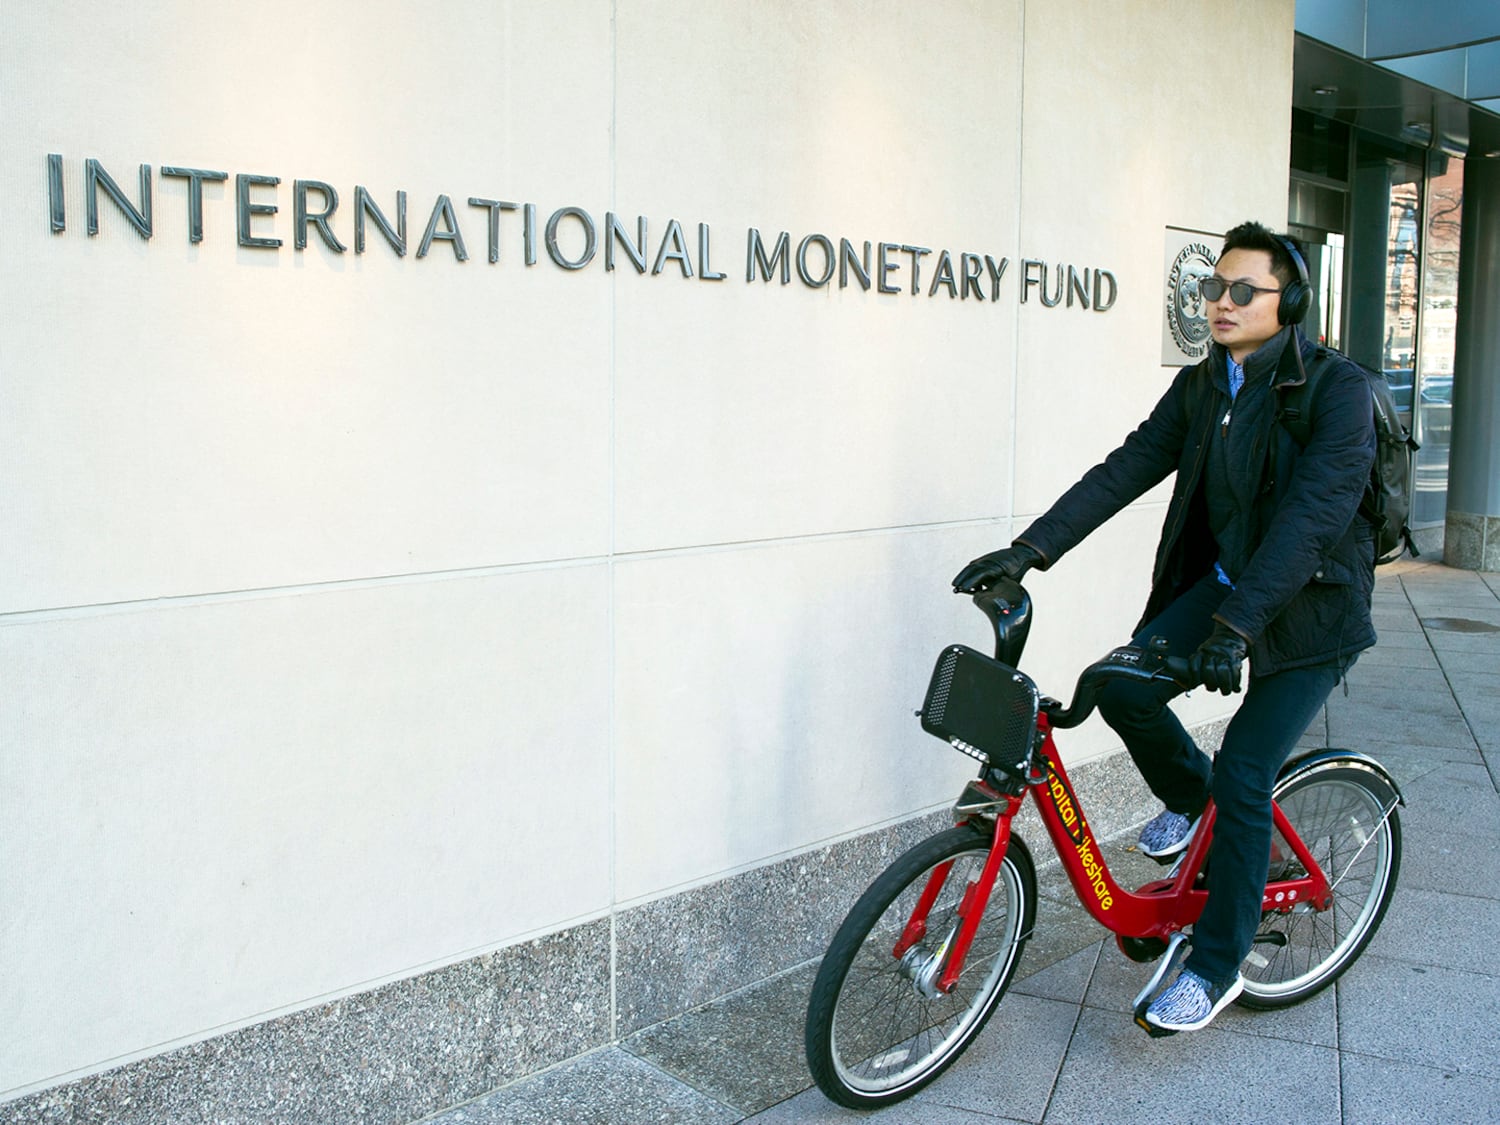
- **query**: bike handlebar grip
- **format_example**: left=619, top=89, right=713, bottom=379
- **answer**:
left=1046, top=648, right=1198, bottom=729
left=1161, top=655, right=1196, bottom=688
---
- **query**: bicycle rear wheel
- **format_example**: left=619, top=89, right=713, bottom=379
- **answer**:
left=804, top=824, right=1035, bottom=1109
left=1237, top=758, right=1401, bottom=1008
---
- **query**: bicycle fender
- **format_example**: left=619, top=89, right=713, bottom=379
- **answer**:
left=1275, top=747, right=1405, bottom=807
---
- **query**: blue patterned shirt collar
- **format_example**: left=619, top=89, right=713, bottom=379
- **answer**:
left=1226, top=352, right=1245, bottom=400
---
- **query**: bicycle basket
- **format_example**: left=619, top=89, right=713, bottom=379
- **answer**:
left=920, top=644, right=1040, bottom=777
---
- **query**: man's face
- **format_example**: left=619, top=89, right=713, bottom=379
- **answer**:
left=1207, top=248, right=1285, bottom=361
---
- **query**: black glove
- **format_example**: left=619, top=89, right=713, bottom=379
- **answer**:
left=952, top=543, right=1043, bottom=592
left=1188, top=622, right=1249, bottom=695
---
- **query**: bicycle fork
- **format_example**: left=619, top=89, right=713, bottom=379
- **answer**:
left=892, top=786, right=1023, bottom=997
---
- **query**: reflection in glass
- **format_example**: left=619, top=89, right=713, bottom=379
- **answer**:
left=1414, top=154, right=1462, bottom=527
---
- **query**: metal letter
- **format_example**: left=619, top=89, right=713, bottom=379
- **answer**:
left=796, top=234, right=834, bottom=288
left=354, top=187, right=407, bottom=256
left=546, top=206, right=597, bottom=270
left=417, top=194, right=469, bottom=261
left=468, top=198, right=518, bottom=264
left=524, top=203, right=537, bottom=265
left=48, top=154, right=65, bottom=233
left=235, top=173, right=281, bottom=249
left=699, top=223, right=725, bottom=281
left=927, top=250, right=957, bottom=298
left=747, top=228, right=790, bottom=284
left=605, top=212, right=647, bottom=273
left=878, top=242, right=901, bottom=294
left=293, top=179, right=347, bottom=253
left=839, top=239, right=871, bottom=290
left=1039, top=262, right=1063, bottom=307
left=903, top=245, right=931, bottom=296
left=1067, top=266, right=1090, bottom=308
left=162, top=166, right=229, bottom=244
left=961, top=253, right=984, bottom=300
left=85, top=158, right=152, bottom=239
left=985, top=255, right=1009, bottom=301
left=1021, top=259, right=1043, bottom=303
left=651, top=218, right=692, bottom=276
left=1094, top=270, right=1118, bottom=312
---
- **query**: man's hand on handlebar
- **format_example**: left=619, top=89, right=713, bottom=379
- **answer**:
left=1188, top=622, right=1249, bottom=694
left=952, top=543, right=1043, bottom=593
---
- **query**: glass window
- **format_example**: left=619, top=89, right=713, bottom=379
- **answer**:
left=1293, top=119, right=1463, bottom=535
left=1344, top=136, right=1424, bottom=436
left=1413, top=151, right=1462, bottom=528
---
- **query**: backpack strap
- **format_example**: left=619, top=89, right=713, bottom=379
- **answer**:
left=1274, top=346, right=1326, bottom=448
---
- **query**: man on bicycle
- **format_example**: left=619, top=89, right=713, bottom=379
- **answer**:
left=953, top=221, right=1378, bottom=1033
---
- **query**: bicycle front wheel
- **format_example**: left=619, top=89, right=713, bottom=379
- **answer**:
left=804, top=824, right=1036, bottom=1109
left=1238, top=759, right=1401, bottom=1008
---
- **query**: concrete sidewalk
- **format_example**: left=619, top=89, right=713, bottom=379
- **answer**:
left=426, top=560, right=1500, bottom=1125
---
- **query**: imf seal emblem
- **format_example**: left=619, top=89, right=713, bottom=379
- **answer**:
left=1165, top=242, right=1217, bottom=359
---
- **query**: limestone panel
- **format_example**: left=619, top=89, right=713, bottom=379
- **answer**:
left=611, top=0, right=1025, bottom=553
left=0, top=566, right=611, bottom=1093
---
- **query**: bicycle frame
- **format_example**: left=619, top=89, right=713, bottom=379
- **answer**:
left=1024, top=713, right=1332, bottom=934
left=904, top=710, right=1334, bottom=995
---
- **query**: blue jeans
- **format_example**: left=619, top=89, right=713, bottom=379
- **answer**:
left=1097, top=573, right=1345, bottom=987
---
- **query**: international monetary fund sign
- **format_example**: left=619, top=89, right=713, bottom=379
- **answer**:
left=45, top=154, right=1119, bottom=311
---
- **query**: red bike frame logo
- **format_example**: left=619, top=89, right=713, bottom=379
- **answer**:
left=1046, top=760, right=1085, bottom=845
left=1046, top=759, right=1114, bottom=911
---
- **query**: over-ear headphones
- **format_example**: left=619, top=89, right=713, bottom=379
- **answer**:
left=1276, top=235, right=1312, bottom=325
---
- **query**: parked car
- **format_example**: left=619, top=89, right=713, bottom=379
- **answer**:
left=1419, top=374, right=1452, bottom=449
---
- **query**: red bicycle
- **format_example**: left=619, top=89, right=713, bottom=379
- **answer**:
left=804, top=578, right=1402, bottom=1109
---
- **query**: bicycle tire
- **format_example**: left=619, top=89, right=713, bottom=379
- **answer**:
left=1237, top=758, right=1401, bottom=1009
left=804, top=824, right=1035, bottom=1109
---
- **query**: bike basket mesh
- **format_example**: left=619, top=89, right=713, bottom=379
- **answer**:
left=920, top=644, right=1040, bottom=774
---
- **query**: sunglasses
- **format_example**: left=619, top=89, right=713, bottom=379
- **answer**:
left=1198, top=277, right=1282, bottom=306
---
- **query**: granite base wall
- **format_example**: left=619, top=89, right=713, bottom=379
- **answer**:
left=1444, top=511, right=1500, bottom=572
left=1, top=735, right=1219, bottom=1125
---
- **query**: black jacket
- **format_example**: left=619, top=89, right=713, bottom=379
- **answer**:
left=1018, top=327, right=1378, bottom=675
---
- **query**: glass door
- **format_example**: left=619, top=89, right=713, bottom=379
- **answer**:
left=1413, top=152, right=1463, bottom=528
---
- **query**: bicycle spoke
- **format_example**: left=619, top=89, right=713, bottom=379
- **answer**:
left=1238, top=765, right=1399, bottom=1008
left=808, top=827, right=1034, bottom=1106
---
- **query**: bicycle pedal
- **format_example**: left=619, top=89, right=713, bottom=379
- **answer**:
left=1131, top=1002, right=1178, bottom=1038
left=1134, top=1013, right=1178, bottom=1038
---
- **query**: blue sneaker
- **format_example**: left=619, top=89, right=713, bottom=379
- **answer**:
left=1137, top=809, right=1198, bottom=860
left=1144, top=968, right=1244, bottom=1032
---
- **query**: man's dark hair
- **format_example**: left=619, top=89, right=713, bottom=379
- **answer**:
left=1221, top=220, right=1304, bottom=289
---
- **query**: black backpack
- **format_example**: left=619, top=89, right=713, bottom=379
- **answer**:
left=1277, top=348, right=1420, bottom=564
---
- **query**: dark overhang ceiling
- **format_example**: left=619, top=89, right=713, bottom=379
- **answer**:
left=1295, top=0, right=1500, bottom=157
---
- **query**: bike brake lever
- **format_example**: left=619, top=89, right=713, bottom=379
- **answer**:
left=1141, top=635, right=1196, bottom=688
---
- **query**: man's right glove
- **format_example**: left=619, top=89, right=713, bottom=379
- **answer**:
left=1188, top=622, right=1249, bottom=695
left=952, top=543, right=1043, bottom=592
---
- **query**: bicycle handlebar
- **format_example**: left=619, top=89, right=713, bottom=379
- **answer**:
left=1044, top=642, right=1194, bottom=730
left=958, top=580, right=1196, bottom=730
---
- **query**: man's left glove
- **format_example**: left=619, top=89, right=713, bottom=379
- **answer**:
left=1188, top=622, right=1248, bottom=695
left=952, top=543, right=1043, bottom=592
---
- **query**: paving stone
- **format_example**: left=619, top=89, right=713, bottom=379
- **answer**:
left=905, top=992, right=1077, bottom=1122
left=622, top=965, right=818, bottom=1117
left=429, top=1048, right=740, bottom=1125
left=1042, top=1007, right=1340, bottom=1125
left=1341, top=1053, right=1500, bottom=1125
left=1339, top=956, right=1500, bottom=1078
left=1353, top=643, right=1441, bottom=669
left=1327, top=706, right=1478, bottom=752
left=1011, top=942, right=1101, bottom=1006
left=1364, top=888, right=1500, bottom=975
